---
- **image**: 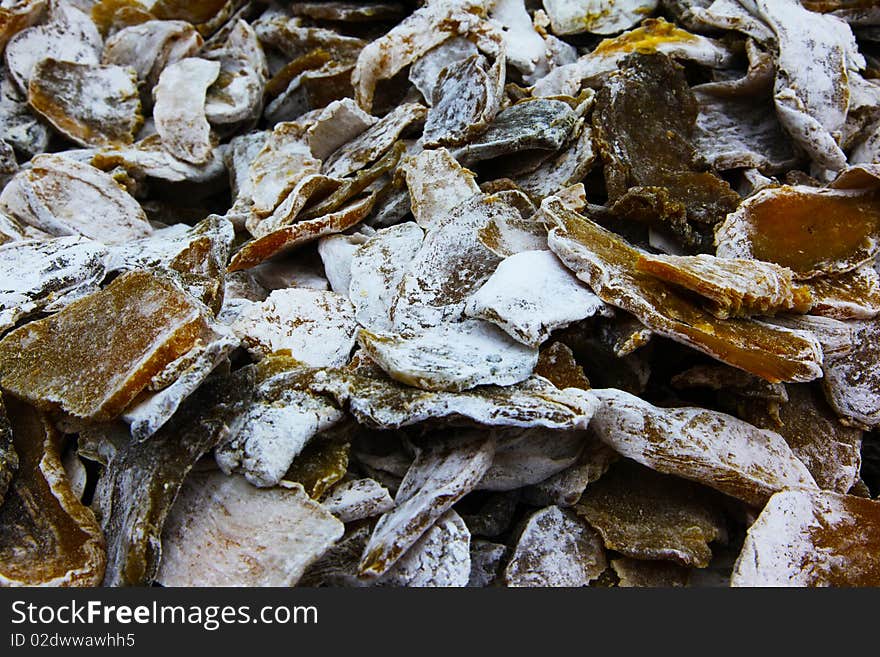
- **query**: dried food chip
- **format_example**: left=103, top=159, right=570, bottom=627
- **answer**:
left=157, top=472, right=343, bottom=587
left=0, top=67, right=49, bottom=156
left=282, top=435, right=350, bottom=499
left=322, top=478, right=394, bottom=523
left=0, top=0, right=44, bottom=52
left=318, top=231, right=371, bottom=297
left=202, top=19, right=267, bottom=126
left=533, top=341, right=591, bottom=390
left=409, top=37, right=478, bottom=106
left=0, top=398, right=105, bottom=586
left=402, top=147, right=479, bottom=230
left=808, top=265, right=880, bottom=320
left=92, top=134, right=226, bottom=183
left=542, top=0, right=659, bottom=36
left=822, top=319, right=880, bottom=428
left=504, top=505, right=607, bottom=587
left=523, top=436, right=618, bottom=507
left=290, top=2, right=406, bottom=23
left=478, top=427, right=587, bottom=491
left=304, top=98, right=377, bottom=162
left=732, top=489, right=880, bottom=586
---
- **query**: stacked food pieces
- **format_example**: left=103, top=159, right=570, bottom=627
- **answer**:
left=0, top=0, right=878, bottom=588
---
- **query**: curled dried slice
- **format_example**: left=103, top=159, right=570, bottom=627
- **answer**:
left=545, top=199, right=824, bottom=383
left=0, top=269, right=211, bottom=421
left=0, top=236, right=108, bottom=334
left=715, top=185, right=880, bottom=280
left=589, top=387, right=817, bottom=506
left=574, top=461, right=726, bottom=567
left=409, top=37, right=478, bottom=105
left=28, top=59, right=142, bottom=148
left=0, top=154, right=152, bottom=243
left=358, top=319, right=538, bottom=393
left=465, top=250, right=607, bottom=347
left=732, top=489, right=880, bottom=587
left=153, top=57, right=220, bottom=164
left=359, top=431, right=495, bottom=579
left=0, top=398, right=105, bottom=586
left=808, top=265, right=880, bottom=320
left=232, top=288, right=356, bottom=366
left=504, top=505, right=607, bottom=587
left=322, top=478, right=395, bottom=524
left=478, top=428, right=587, bottom=491
left=402, top=147, right=479, bottom=230
left=203, top=19, right=267, bottom=126
left=157, top=472, right=343, bottom=587
left=822, top=319, right=880, bottom=428
left=635, top=254, right=812, bottom=319
left=311, top=364, right=600, bottom=431
left=542, top=0, right=659, bottom=35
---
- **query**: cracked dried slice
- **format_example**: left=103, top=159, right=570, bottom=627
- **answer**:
left=157, top=472, right=343, bottom=587
left=635, top=254, right=812, bottom=319
left=822, top=319, right=880, bottom=428
left=732, top=489, right=880, bottom=586
left=322, top=478, right=394, bottom=524
left=0, top=236, right=108, bottom=333
left=311, top=362, right=600, bottom=431
left=808, top=265, right=880, bottom=320
left=0, top=154, right=151, bottom=243
left=478, top=428, right=587, bottom=491
left=716, top=185, right=880, bottom=280
left=422, top=51, right=505, bottom=148
left=738, top=384, right=863, bottom=493
left=28, top=59, right=142, bottom=148
left=466, top=250, right=607, bottom=347
left=543, top=0, right=659, bottom=35
left=153, top=57, right=220, bottom=165
left=402, top=147, right=479, bottom=231
left=358, top=319, right=538, bottom=393
left=504, top=505, right=607, bottom=587
left=0, top=391, right=17, bottom=506
left=589, top=387, right=817, bottom=506
left=359, top=431, right=495, bottom=579
left=349, top=222, right=423, bottom=332
left=232, top=288, right=356, bottom=366
left=4, top=0, right=101, bottom=92
left=202, top=19, right=267, bottom=126
left=0, top=269, right=211, bottom=421
left=0, top=398, right=105, bottom=586
left=545, top=199, right=824, bottom=383
left=351, top=0, right=491, bottom=112
left=575, top=460, right=726, bottom=567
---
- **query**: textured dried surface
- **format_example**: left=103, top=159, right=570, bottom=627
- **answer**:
left=478, top=428, right=587, bottom=491
left=822, top=319, right=880, bottom=428
left=282, top=435, right=350, bottom=500
left=403, top=147, right=479, bottom=230
left=0, top=270, right=210, bottom=421
left=732, top=489, right=880, bottom=587
left=543, top=0, right=659, bottom=36
left=589, top=387, right=818, bottom=506
left=0, top=398, right=105, bottom=586
left=504, top=505, right=607, bottom=587
left=157, top=472, right=343, bottom=587
left=808, top=265, right=880, bottom=320
left=322, top=478, right=394, bottom=524
left=203, top=19, right=267, bottom=126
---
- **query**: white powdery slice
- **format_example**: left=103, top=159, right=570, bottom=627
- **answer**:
left=732, top=489, right=880, bottom=587
left=515, top=117, right=597, bottom=200
left=351, top=0, right=491, bottom=111
left=233, top=288, right=356, bottom=366
left=687, top=0, right=774, bottom=43
left=0, top=154, right=151, bottom=244
left=304, top=98, right=376, bottom=161
left=542, top=0, right=659, bottom=36
left=322, top=478, right=395, bottom=524
left=203, top=20, right=267, bottom=126
left=153, top=57, right=221, bottom=165
left=0, top=236, right=108, bottom=333
left=375, top=510, right=472, bottom=587
left=349, top=222, right=424, bottom=332
left=359, top=319, right=538, bottom=393
left=403, top=147, right=479, bottom=230
left=223, top=131, right=268, bottom=221
left=122, top=328, right=239, bottom=442
left=465, top=249, right=607, bottom=347
left=359, top=432, right=495, bottom=578
left=409, top=37, right=478, bottom=106
left=589, top=388, right=818, bottom=506
left=317, top=232, right=371, bottom=297
left=93, top=135, right=226, bottom=183
left=477, top=428, right=587, bottom=492
left=157, top=473, right=344, bottom=587
left=822, top=319, right=880, bottom=428
left=504, top=505, right=607, bottom=587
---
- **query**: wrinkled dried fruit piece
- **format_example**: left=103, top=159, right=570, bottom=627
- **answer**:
left=157, top=472, right=343, bottom=587
left=311, top=363, right=600, bottom=431
left=203, top=19, right=267, bottom=126
left=0, top=154, right=152, bottom=244
left=808, top=265, right=880, bottom=320
left=282, top=436, right=350, bottom=500
left=478, top=428, right=587, bottom=491
left=0, top=269, right=211, bottom=421
left=232, top=288, right=356, bottom=366
left=822, top=319, right=880, bottom=428
left=153, top=57, right=220, bottom=164
left=322, top=478, right=394, bottom=523
left=466, top=250, right=607, bottom=347
left=359, top=319, right=538, bottom=392
left=0, top=391, right=17, bottom=506
left=738, top=384, right=863, bottom=494
left=0, top=398, right=105, bottom=586
left=732, top=489, right=880, bottom=586
left=589, top=387, right=818, bottom=506
left=403, top=147, right=479, bottom=230
left=504, top=505, right=607, bottom=587
left=715, top=185, right=880, bottom=280
left=359, top=432, right=494, bottom=579
left=545, top=199, right=824, bottom=383
left=28, top=59, right=142, bottom=148
left=575, top=460, right=726, bottom=567
left=534, top=342, right=591, bottom=390
left=422, top=52, right=505, bottom=148
left=543, top=0, right=659, bottom=35
left=611, top=558, right=690, bottom=588
left=636, top=254, right=813, bottom=319
left=592, top=53, right=740, bottom=248
left=0, top=236, right=108, bottom=334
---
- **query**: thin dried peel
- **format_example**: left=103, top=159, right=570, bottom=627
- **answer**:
left=807, top=265, right=880, bottom=320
